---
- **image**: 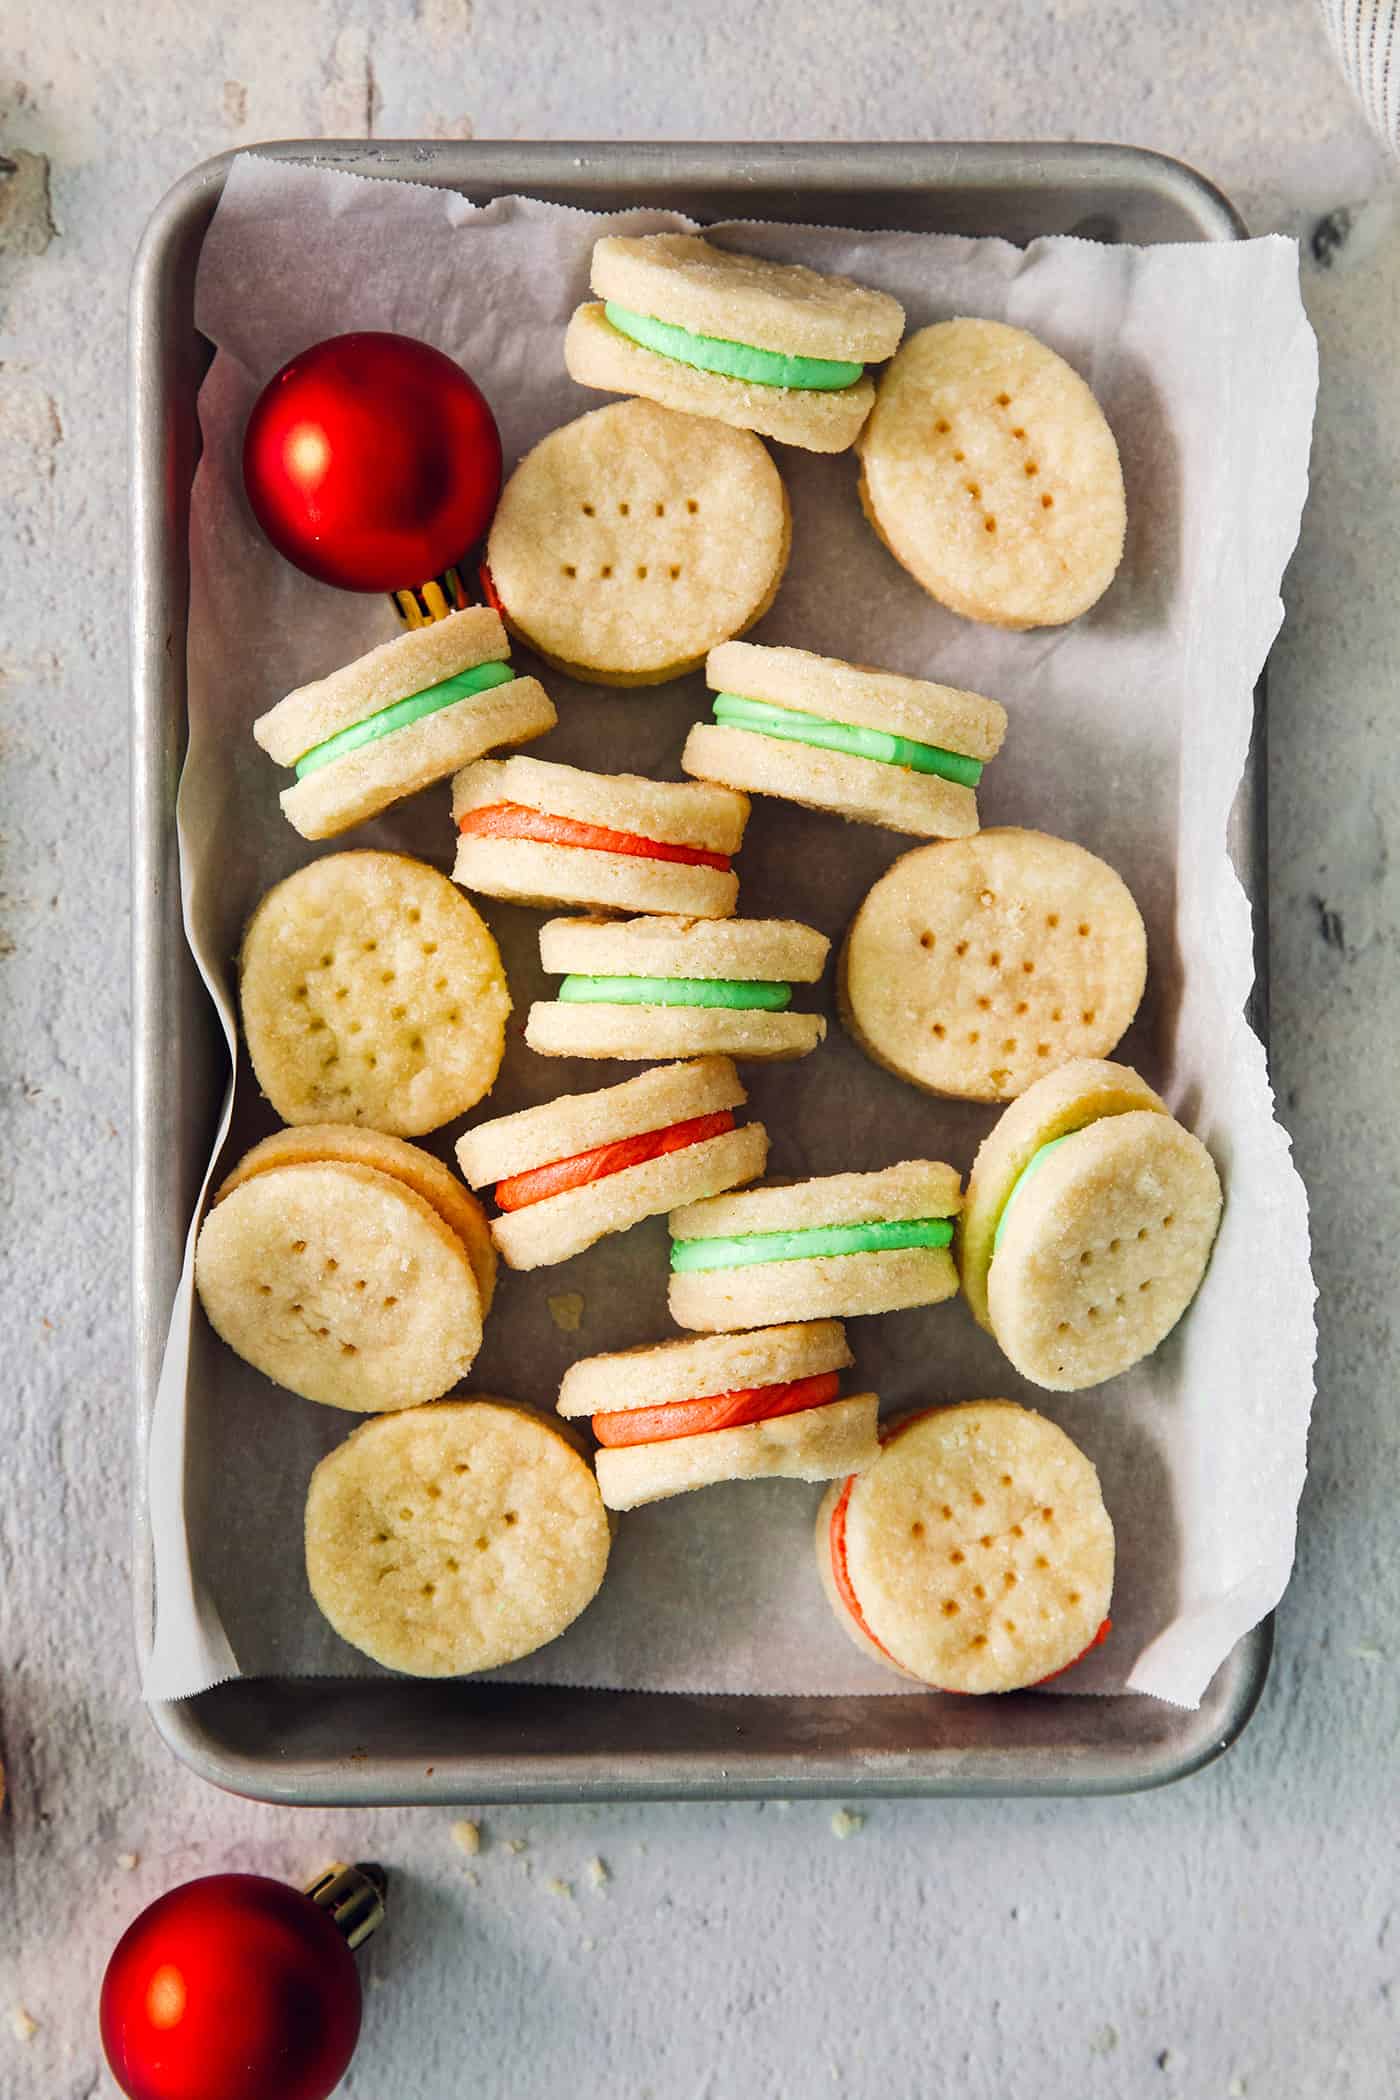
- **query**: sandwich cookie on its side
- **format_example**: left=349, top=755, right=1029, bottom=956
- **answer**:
left=564, top=232, right=906, bottom=454
left=558, top=1321, right=879, bottom=1511
left=485, top=397, right=790, bottom=685
left=858, top=318, right=1127, bottom=629
left=456, top=1056, right=768, bottom=1273
left=840, top=828, right=1148, bottom=1101
left=453, top=755, right=748, bottom=918
left=253, top=607, right=555, bottom=840
left=958, top=1059, right=1224, bottom=1391
left=682, top=641, right=1006, bottom=839
left=526, top=912, right=830, bottom=1063
left=239, top=850, right=510, bottom=1137
left=667, top=1160, right=961, bottom=1332
left=305, top=1399, right=610, bottom=1675
left=194, top=1126, right=495, bottom=1411
left=816, top=1400, right=1115, bottom=1693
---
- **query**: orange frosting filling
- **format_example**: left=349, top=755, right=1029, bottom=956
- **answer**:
left=494, top=1110, right=735, bottom=1213
left=594, top=1368, right=842, bottom=1449
left=458, top=801, right=731, bottom=871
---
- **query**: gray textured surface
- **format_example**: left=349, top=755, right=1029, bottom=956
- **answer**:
left=2, top=3, right=1396, bottom=2095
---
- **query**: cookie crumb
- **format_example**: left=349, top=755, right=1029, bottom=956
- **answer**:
left=1228, top=2079, right=1247, bottom=2097
left=545, top=1877, right=573, bottom=1900
left=116, top=1852, right=140, bottom=1872
left=548, top=1291, right=585, bottom=1333
left=830, top=1808, right=864, bottom=1840
left=1090, top=2024, right=1118, bottom=2055
left=505, top=1837, right=527, bottom=1855
left=581, top=1936, right=596, bottom=1953
left=462, top=1869, right=479, bottom=1888
left=10, top=2008, right=37, bottom=2043
left=587, top=1855, right=610, bottom=1888
left=450, top=1819, right=481, bottom=1856
left=1351, top=1644, right=1384, bottom=1663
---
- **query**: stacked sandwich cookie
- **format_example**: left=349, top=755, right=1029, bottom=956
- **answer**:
left=565, top=233, right=906, bottom=453
left=194, top=1126, right=495, bottom=1411
left=254, top=607, right=555, bottom=840
left=453, top=756, right=748, bottom=918
left=526, top=912, right=830, bottom=1063
left=817, top=1401, right=1115, bottom=1692
left=456, top=1057, right=768, bottom=1272
left=683, top=641, right=1007, bottom=838
left=667, top=1161, right=962, bottom=1331
left=958, top=1060, right=1223, bottom=1390
left=558, top=1322, right=879, bottom=1510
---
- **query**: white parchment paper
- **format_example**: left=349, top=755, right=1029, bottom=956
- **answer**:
left=142, top=152, right=1318, bottom=1709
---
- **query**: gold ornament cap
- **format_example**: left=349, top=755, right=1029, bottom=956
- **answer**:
left=304, top=1862, right=387, bottom=1950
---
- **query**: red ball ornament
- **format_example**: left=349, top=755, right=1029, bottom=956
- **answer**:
left=101, top=1869, right=382, bottom=2100
left=243, top=331, right=502, bottom=594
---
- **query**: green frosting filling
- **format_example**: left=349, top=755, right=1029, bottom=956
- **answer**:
left=294, top=660, right=517, bottom=779
left=603, top=301, right=864, bottom=392
left=711, top=693, right=983, bottom=788
left=991, top=1133, right=1076, bottom=1255
left=670, top=1216, right=955, bottom=1275
left=557, top=975, right=792, bottom=1012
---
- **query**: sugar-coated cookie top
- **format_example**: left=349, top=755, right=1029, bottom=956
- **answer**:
left=707, top=640, right=1007, bottom=759
left=558, top=1319, right=852, bottom=1417
left=670, top=1159, right=962, bottom=1242
left=457, top=1055, right=746, bottom=1188
left=591, top=234, right=905, bottom=362
left=538, top=912, right=829, bottom=984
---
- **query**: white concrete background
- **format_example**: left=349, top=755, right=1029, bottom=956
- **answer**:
left=2, top=3, right=1396, bottom=2095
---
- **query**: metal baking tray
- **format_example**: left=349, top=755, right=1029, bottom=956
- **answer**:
left=131, top=139, right=1271, bottom=1803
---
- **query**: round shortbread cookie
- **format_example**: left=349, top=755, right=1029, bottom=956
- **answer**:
left=194, top=1160, right=484, bottom=1411
left=596, top=1393, right=881, bottom=1511
left=239, top=852, right=510, bottom=1137
left=682, top=721, right=979, bottom=839
left=537, top=911, right=829, bottom=983
left=839, top=829, right=1147, bottom=1101
left=276, top=677, right=556, bottom=843
left=304, top=1399, right=610, bottom=1675
left=525, top=1002, right=825, bottom=1063
left=958, top=1059, right=1167, bottom=1331
left=216, top=1123, right=496, bottom=1315
left=857, top=319, right=1127, bottom=629
left=816, top=1401, right=1115, bottom=1692
left=485, top=399, right=790, bottom=684
left=558, top=1319, right=852, bottom=1417
left=986, top=1109, right=1223, bottom=1391
left=670, top=1161, right=963, bottom=1241
left=590, top=234, right=906, bottom=362
left=707, top=641, right=1008, bottom=758
left=565, top=305, right=875, bottom=454
left=256, top=609, right=514, bottom=766
left=492, top=1122, right=770, bottom=1273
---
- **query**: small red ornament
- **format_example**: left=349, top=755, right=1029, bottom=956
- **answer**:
left=100, top=1866, right=384, bottom=2100
left=243, top=331, right=502, bottom=601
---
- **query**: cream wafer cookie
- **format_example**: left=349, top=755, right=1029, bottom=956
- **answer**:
left=452, top=755, right=748, bottom=919
left=857, top=319, right=1127, bottom=629
left=526, top=911, right=829, bottom=1063
left=253, top=608, right=556, bottom=840
left=564, top=233, right=904, bottom=454
left=957, top=1060, right=1223, bottom=1391
left=305, top=1399, right=610, bottom=1675
left=558, top=1320, right=878, bottom=1510
left=667, top=1160, right=961, bottom=1331
left=239, top=851, right=509, bottom=1137
left=455, top=1056, right=769, bottom=1272
left=817, top=1401, right=1115, bottom=1692
left=682, top=640, right=1006, bottom=840
left=196, top=1133, right=492, bottom=1411
left=485, top=398, right=790, bottom=685
left=839, top=828, right=1147, bottom=1101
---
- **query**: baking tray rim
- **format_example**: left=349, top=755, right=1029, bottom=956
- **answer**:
left=131, top=136, right=1271, bottom=1805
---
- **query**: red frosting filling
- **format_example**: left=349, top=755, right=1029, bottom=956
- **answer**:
left=494, top=1110, right=736, bottom=1214
left=594, top=1369, right=842, bottom=1449
left=458, top=801, right=731, bottom=871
